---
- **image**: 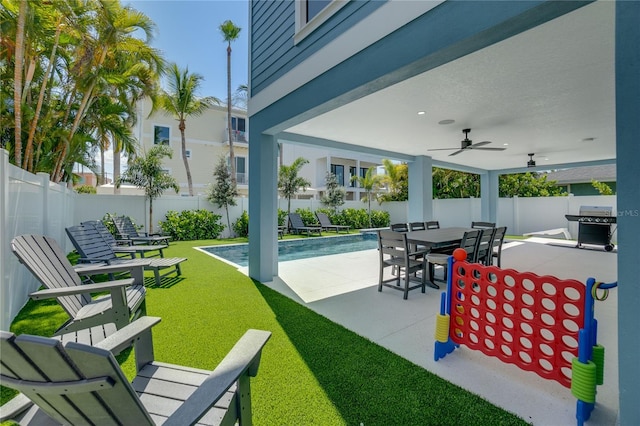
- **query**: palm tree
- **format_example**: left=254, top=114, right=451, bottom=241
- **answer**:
left=117, top=145, right=179, bottom=233
left=351, top=167, right=384, bottom=227
left=12, top=0, right=28, bottom=167
left=158, top=63, right=220, bottom=196
left=278, top=157, right=311, bottom=218
left=219, top=20, right=241, bottom=186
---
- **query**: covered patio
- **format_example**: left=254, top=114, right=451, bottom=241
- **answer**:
left=248, top=0, right=639, bottom=422
left=255, top=237, right=618, bottom=425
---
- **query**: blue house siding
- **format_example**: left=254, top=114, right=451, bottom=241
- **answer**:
left=251, top=0, right=585, bottom=134
left=250, top=0, right=384, bottom=95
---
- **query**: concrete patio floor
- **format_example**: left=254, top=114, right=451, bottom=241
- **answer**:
left=242, top=237, right=619, bottom=426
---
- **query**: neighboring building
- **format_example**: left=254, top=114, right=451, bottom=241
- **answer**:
left=544, top=164, right=616, bottom=195
left=133, top=98, right=384, bottom=199
left=281, top=144, right=382, bottom=201
left=133, top=97, right=249, bottom=196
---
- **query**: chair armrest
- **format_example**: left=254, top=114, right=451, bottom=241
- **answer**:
left=29, top=278, right=135, bottom=300
left=163, top=329, right=272, bottom=426
left=0, top=393, right=34, bottom=422
left=94, top=316, right=161, bottom=356
left=74, top=261, right=150, bottom=276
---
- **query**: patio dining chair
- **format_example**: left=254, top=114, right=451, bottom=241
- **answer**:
left=390, top=223, right=409, bottom=232
left=425, top=221, right=440, bottom=229
left=409, top=222, right=426, bottom=231
left=426, top=229, right=481, bottom=287
left=377, top=230, right=428, bottom=299
left=489, top=226, right=508, bottom=266
left=475, top=228, right=497, bottom=266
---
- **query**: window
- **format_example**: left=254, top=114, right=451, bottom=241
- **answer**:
left=153, top=125, right=170, bottom=145
left=236, top=156, right=247, bottom=184
left=228, top=156, right=247, bottom=184
left=360, top=167, right=368, bottom=178
left=295, top=0, right=348, bottom=44
left=349, top=166, right=357, bottom=187
left=231, top=117, right=247, bottom=142
left=307, top=0, right=332, bottom=23
left=231, top=117, right=246, bottom=132
left=331, top=164, right=344, bottom=186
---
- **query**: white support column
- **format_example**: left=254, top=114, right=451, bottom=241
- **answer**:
left=480, top=171, right=500, bottom=224
left=407, top=156, right=433, bottom=222
left=248, top=132, right=279, bottom=282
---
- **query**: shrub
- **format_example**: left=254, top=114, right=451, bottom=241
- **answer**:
left=278, top=209, right=288, bottom=227
left=370, top=210, right=391, bottom=228
left=295, top=208, right=319, bottom=225
left=233, top=210, right=250, bottom=237
left=160, top=209, right=224, bottom=241
left=75, top=184, right=96, bottom=194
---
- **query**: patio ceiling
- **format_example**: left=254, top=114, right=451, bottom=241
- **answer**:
left=285, top=1, right=615, bottom=172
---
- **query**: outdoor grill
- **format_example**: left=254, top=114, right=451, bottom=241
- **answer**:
left=565, top=205, right=616, bottom=251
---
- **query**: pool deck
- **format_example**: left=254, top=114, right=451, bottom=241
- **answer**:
left=239, top=237, right=619, bottom=426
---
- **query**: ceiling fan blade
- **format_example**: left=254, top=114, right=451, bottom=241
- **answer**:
left=427, top=147, right=459, bottom=151
left=448, top=149, right=466, bottom=156
left=469, top=141, right=492, bottom=148
left=472, top=147, right=507, bottom=151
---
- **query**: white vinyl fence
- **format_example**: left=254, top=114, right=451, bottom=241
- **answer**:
left=1, top=149, right=617, bottom=329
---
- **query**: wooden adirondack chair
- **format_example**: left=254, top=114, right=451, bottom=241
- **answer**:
left=0, top=316, right=271, bottom=426
left=11, top=235, right=149, bottom=335
left=66, top=224, right=187, bottom=287
left=112, top=215, right=172, bottom=245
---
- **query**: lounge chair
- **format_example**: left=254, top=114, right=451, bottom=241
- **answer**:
left=10, top=234, right=148, bottom=336
left=81, top=220, right=166, bottom=258
left=0, top=316, right=271, bottom=426
left=288, top=212, right=322, bottom=236
left=112, top=215, right=171, bottom=245
left=66, top=224, right=187, bottom=287
left=316, top=212, right=350, bottom=233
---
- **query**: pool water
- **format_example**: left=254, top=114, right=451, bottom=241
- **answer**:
left=201, top=233, right=378, bottom=267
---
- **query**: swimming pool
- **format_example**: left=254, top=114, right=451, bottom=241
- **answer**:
left=200, top=233, right=378, bottom=267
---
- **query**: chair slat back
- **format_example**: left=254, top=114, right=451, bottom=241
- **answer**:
left=82, top=220, right=118, bottom=246
left=471, top=221, right=496, bottom=229
left=476, top=228, right=496, bottom=264
left=409, top=222, right=426, bottom=231
left=66, top=225, right=117, bottom=262
left=113, top=216, right=141, bottom=238
left=316, top=212, right=332, bottom=227
left=288, top=213, right=306, bottom=228
left=0, top=331, right=153, bottom=425
left=378, top=230, right=409, bottom=260
left=390, top=223, right=409, bottom=232
left=425, top=221, right=440, bottom=230
left=460, top=230, right=482, bottom=262
left=11, top=235, right=88, bottom=317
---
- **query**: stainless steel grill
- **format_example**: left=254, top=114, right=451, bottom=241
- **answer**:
left=565, top=205, right=616, bottom=251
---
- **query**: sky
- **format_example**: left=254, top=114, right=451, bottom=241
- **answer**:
left=127, top=0, right=250, bottom=101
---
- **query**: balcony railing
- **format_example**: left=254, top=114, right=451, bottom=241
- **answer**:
left=236, top=172, right=247, bottom=185
left=224, top=129, right=248, bottom=143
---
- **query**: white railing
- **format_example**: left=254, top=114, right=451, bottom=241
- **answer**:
left=0, top=148, right=617, bottom=329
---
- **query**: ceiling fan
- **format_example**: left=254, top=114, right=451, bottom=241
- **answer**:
left=428, top=128, right=506, bottom=156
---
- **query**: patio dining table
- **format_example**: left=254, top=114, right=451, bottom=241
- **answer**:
left=404, top=227, right=472, bottom=250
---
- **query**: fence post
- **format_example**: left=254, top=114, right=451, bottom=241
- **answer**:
left=37, top=172, right=50, bottom=235
left=0, top=150, right=8, bottom=330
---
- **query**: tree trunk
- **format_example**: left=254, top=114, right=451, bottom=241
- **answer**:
left=13, top=0, right=28, bottom=167
left=227, top=44, right=236, bottom=186
left=226, top=204, right=232, bottom=237
left=24, top=22, right=61, bottom=171
left=180, top=119, right=193, bottom=196
left=149, top=198, right=154, bottom=233
left=113, top=145, right=121, bottom=194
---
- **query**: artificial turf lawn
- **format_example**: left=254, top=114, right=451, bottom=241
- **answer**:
left=2, top=239, right=529, bottom=425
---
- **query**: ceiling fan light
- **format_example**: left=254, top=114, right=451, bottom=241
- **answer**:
left=527, top=153, right=536, bottom=167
